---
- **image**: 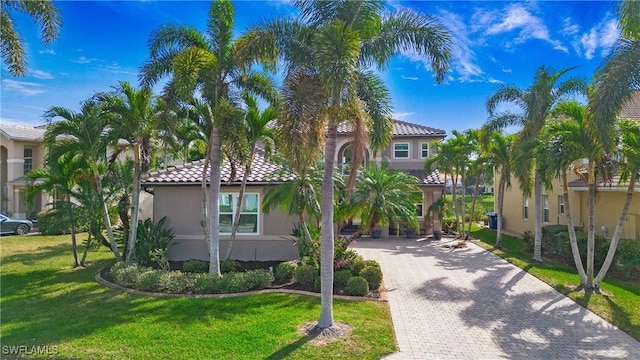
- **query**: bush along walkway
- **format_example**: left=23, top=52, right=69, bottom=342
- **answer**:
left=351, top=237, right=640, bottom=360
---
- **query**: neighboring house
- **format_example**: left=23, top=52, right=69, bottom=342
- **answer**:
left=143, top=119, right=446, bottom=262
left=500, top=93, right=640, bottom=241
left=0, top=125, right=49, bottom=219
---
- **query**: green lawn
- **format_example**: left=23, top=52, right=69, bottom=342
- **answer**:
left=0, top=234, right=396, bottom=359
left=470, top=225, right=640, bottom=341
left=444, top=194, right=494, bottom=213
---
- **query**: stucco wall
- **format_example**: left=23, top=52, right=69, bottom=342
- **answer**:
left=500, top=175, right=640, bottom=241
left=153, top=185, right=298, bottom=261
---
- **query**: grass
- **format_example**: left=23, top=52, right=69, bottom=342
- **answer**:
left=469, top=224, right=640, bottom=341
left=0, top=234, right=396, bottom=359
left=444, top=194, right=494, bottom=212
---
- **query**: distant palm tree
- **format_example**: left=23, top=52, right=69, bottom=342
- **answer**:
left=590, top=0, right=640, bottom=150
left=44, top=100, right=122, bottom=261
left=486, top=65, right=587, bottom=262
left=239, top=0, right=452, bottom=328
left=140, top=0, right=276, bottom=275
left=1, top=0, right=61, bottom=76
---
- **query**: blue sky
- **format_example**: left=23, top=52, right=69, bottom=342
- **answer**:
left=0, top=1, right=622, bottom=136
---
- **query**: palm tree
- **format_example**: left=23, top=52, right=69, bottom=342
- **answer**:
left=140, top=0, right=276, bottom=275
left=240, top=0, right=452, bottom=328
left=225, top=93, right=277, bottom=260
left=480, top=130, right=514, bottom=249
left=486, top=65, right=587, bottom=262
left=590, top=0, right=640, bottom=150
left=425, top=138, right=455, bottom=233
left=44, top=100, right=123, bottom=261
left=25, top=151, right=88, bottom=267
left=594, top=119, right=640, bottom=288
left=97, top=81, right=172, bottom=262
left=350, top=162, right=422, bottom=238
left=1, top=0, right=61, bottom=76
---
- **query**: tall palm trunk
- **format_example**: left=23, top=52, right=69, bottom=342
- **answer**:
left=126, top=146, right=143, bottom=262
left=466, top=166, right=482, bottom=238
left=80, top=231, right=92, bottom=266
left=594, top=172, right=636, bottom=288
left=585, top=161, right=597, bottom=290
left=208, top=126, right=222, bottom=276
left=201, top=142, right=212, bottom=251
left=226, top=148, right=255, bottom=260
left=318, top=123, right=337, bottom=329
left=562, top=173, right=587, bottom=286
left=459, top=174, right=467, bottom=238
left=68, top=199, right=79, bottom=267
left=532, top=173, right=543, bottom=262
left=92, top=163, right=122, bottom=261
left=452, top=175, right=460, bottom=234
left=495, top=176, right=506, bottom=249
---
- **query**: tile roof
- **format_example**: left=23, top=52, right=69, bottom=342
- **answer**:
left=143, top=147, right=295, bottom=185
left=0, top=125, right=46, bottom=141
left=567, top=167, right=640, bottom=191
left=337, top=119, right=445, bottom=137
left=402, top=169, right=444, bottom=186
left=620, top=91, right=640, bottom=119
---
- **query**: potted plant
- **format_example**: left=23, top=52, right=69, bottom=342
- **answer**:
left=427, top=196, right=449, bottom=240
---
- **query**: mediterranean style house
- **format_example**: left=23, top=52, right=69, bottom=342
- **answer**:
left=500, top=93, right=640, bottom=241
left=0, top=125, right=49, bottom=219
left=143, top=120, right=446, bottom=261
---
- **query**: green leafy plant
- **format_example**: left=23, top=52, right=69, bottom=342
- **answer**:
left=345, top=276, right=369, bottom=296
left=183, top=259, right=209, bottom=273
left=150, top=248, right=170, bottom=271
left=360, top=266, right=383, bottom=290
left=220, top=259, right=240, bottom=273
left=294, top=264, right=317, bottom=286
left=334, top=269, right=353, bottom=288
left=275, top=261, right=297, bottom=282
left=134, top=217, right=176, bottom=266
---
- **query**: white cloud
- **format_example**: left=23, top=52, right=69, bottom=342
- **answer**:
left=2, top=79, right=45, bottom=95
left=578, top=19, right=619, bottom=60
left=30, top=69, right=54, bottom=80
left=561, top=18, right=580, bottom=36
left=72, top=56, right=97, bottom=64
left=39, top=49, right=56, bottom=55
left=401, top=75, right=419, bottom=81
left=391, top=112, right=414, bottom=120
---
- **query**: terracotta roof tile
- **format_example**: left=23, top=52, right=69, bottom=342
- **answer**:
left=403, top=169, right=444, bottom=185
left=567, top=167, right=640, bottom=191
left=620, top=92, right=640, bottom=119
left=337, top=119, right=445, bottom=137
left=143, top=147, right=295, bottom=185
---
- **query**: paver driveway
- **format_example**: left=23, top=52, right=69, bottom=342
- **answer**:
left=351, top=237, right=640, bottom=360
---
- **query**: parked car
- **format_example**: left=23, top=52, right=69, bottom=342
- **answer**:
left=0, top=214, right=33, bottom=235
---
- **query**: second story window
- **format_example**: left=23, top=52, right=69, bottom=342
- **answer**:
left=393, top=143, right=410, bottom=159
left=523, top=196, right=529, bottom=220
left=420, top=142, right=430, bottom=159
left=543, top=195, right=550, bottom=223
left=23, top=148, right=33, bottom=174
left=558, top=195, right=565, bottom=215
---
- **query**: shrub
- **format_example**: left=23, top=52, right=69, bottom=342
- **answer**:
left=360, top=266, right=383, bottom=290
left=210, top=270, right=274, bottom=293
left=243, top=270, right=275, bottom=290
left=365, top=259, right=381, bottom=268
left=135, top=269, right=162, bottom=291
left=192, top=273, right=216, bottom=294
left=545, top=227, right=610, bottom=269
left=220, top=259, right=240, bottom=273
left=183, top=259, right=209, bottom=273
left=110, top=262, right=141, bottom=287
left=334, top=269, right=353, bottom=287
left=349, top=255, right=367, bottom=277
left=345, top=276, right=369, bottom=296
left=134, top=217, right=176, bottom=266
left=314, top=276, right=322, bottom=292
left=615, top=239, right=640, bottom=280
left=442, top=215, right=458, bottom=233
left=36, top=207, right=88, bottom=235
left=294, top=265, right=317, bottom=286
left=275, top=261, right=297, bottom=282
left=157, top=271, right=194, bottom=294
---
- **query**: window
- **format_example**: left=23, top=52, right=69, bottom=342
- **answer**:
left=393, top=143, right=410, bottom=159
left=543, top=195, right=550, bottom=223
left=420, top=142, right=430, bottom=159
left=219, top=193, right=259, bottom=234
left=414, top=192, right=424, bottom=217
left=23, top=148, right=33, bottom=174
left=558, top=195, right=565, bottom=215
left=523, top=197, right=529, bottom=219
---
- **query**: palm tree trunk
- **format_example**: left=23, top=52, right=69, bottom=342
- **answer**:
left=532, top=173, right=543, bottom=262
left=202, top=143, right=212, bottom=249
left=80, top=231, right=92, bottom=266
left=495, top=176, right=505, bottom=249
left=466, top=167, right=482, bottom=238
left=452, top=176, right=460, bottom=235
left=209, top=125, right=222, bottom=276
left=594, top=171, right=636, bottom=288
left=562, top=173, right=587, bottom=286
left=318, top=122, right=337, bottom=329
left=585, top=161, right=596, bottom=291
left=68, top=200, right=79, bottom=267
left=460, top=174, right=467, bottom=238
left=92, top=164, right=122, bottom=261
left=126, top=147, right=142, bottom=262
left=226, top=148, right=255, bottom=260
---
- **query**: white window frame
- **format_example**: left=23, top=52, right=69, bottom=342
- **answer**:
left=523, top=197, right=529, bottom=220
left=558, top=195, right=565, bottom=215
left=219, top=193, right=260, bottom=235
left=23, top=147, right=33, bottom=175
left=393, top=142, right=410, bottom=159
left=543, top=195, right=550, bottom=223
left=415, top=192, right=424, bottom=217
left=420, top=142, right=430, bottom=159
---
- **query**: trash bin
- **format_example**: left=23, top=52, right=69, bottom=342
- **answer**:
left=488, top=213, right=498, bottom=229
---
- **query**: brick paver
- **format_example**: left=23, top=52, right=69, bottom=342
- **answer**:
left=351, top=237, right=640, bottom=360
